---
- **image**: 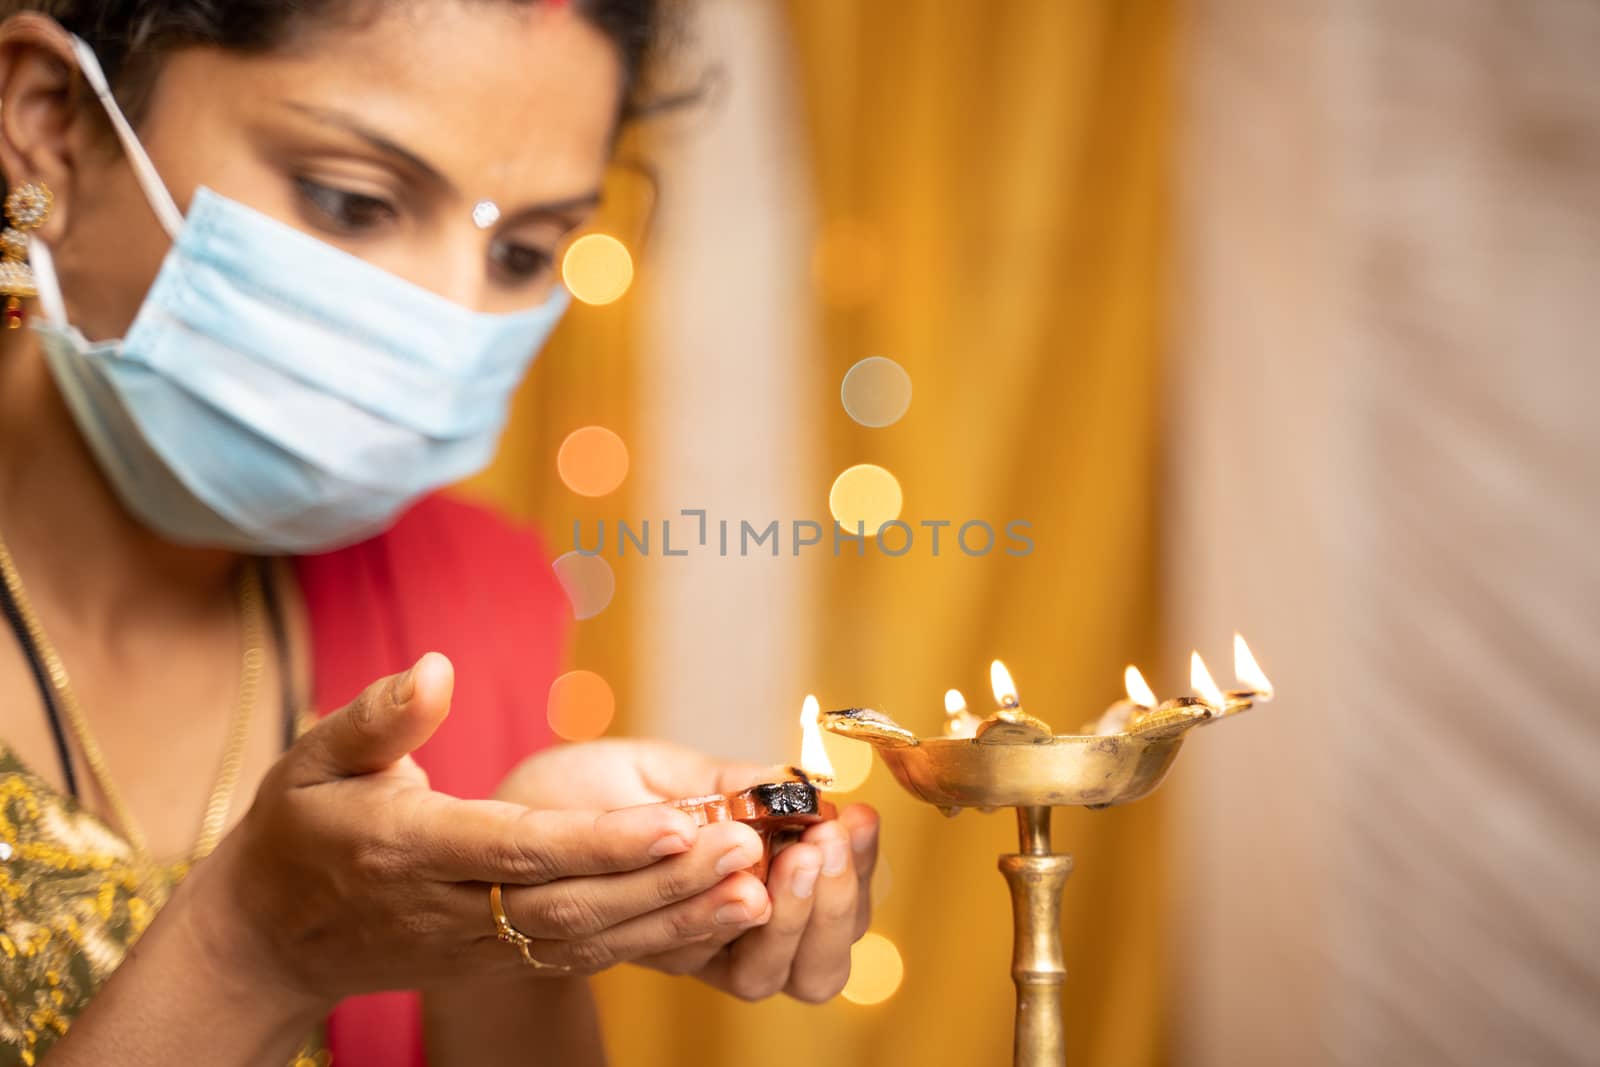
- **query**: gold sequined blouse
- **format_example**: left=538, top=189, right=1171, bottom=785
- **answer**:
left=0, top=746, right=328, bottom=1066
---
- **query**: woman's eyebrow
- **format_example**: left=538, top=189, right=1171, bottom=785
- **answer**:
left=499, top=195, right=604, bottom=228
left=283, top=102, right=452, bottom=189
left=279, top=101, right=605, bottom=219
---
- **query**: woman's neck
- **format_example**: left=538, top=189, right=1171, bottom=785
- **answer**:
left=0, top=324, right=240, bottom=631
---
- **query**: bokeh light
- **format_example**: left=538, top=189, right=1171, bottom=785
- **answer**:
left=841, top=357, right=913, bottom=428
left=821, top=728, right=874, bottom=794
left=841, top=933, right=905, bottom=1005
left=551, top=552, right=616, bottom=620
left=557, top=426, right=630, bottom=498
left=811, top=218, right=885, bottom=308
left=829, top=464, right=903, bottom=533
left=547, top=670, right=616, bottom=742
left=562, top=233, right=634, bottom=306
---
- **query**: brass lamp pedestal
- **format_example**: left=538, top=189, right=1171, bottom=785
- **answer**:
left=824, top=685, right=1262, bottom=1067
left=1002, top=807, right=1072, bottom=1067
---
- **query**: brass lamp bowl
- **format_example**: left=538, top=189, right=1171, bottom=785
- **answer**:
left=818, top=648, right=1270, bottom=1067
left=821, top=696, right=1257, bottom=1067
left=822, top=691, right=1262, bottom=1067
left=822, top=696, right=1245, bottom=813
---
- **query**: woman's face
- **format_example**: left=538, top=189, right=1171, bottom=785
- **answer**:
left=38, top=1, right=622, bottom=341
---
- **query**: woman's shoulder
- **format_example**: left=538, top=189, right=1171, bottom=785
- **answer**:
left=306, top=492, right=567, bottom=626
left=388, top=492, right=559, bottom=571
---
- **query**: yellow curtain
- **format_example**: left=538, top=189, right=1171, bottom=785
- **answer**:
left=469, top=0, right=1173, bottom=1062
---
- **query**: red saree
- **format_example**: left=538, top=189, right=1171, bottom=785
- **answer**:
left=294, top=493, right=570, bottom=1067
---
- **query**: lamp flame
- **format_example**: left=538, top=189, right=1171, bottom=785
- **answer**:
left=799, top=694, right=835, bottom=782
left=1124, top=665, right=1157, bottom=709
left=1190, top=652, right=1226, bottom=710
left=989, top=660, right=1019, bottom=707
left=1233, top=633, right=1274, bottom=698
left=944, top=688, right=980, bottom=739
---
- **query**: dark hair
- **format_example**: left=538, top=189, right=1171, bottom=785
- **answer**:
left=1, top=0, right=674, bottom=126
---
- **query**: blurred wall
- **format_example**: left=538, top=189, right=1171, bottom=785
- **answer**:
left=1170, top=1, right=1600, bottom=1065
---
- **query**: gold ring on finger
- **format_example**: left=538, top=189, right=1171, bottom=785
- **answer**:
left=488, top=883, right=575, bottom=973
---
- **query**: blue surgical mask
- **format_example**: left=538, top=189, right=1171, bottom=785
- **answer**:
left=30, top=35, right=569, bottom=553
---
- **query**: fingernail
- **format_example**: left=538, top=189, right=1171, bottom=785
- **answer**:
left=716, top=902, right=752, bottom=925
left=791, top=861, right=821, bottom=900
left=822, top=837, right=849, bottom=877
left=715, top=844, right=758, bottom=877
left=649, top=833, right=691, bottom=858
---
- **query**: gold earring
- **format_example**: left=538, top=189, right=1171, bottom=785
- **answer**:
left=1, top=182, right=52, bottom=329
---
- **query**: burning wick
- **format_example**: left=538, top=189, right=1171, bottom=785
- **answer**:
left=990, top=660, right=1020, bottom=709
left=1091, top=665, right=1156, bottom=735
left=976, top=660, right=1055, bottom=742
left=1124, top=665, right=1157, bottom=709
left=944, top=688, right=982, bottom=739
left=1094, top=637, right=1274, bottom=738
left=1189, top=651, right=1226, bottom=713
left=1232, top=633, right=1274, bottom=699
left=798, top=694, right=836, bottom=788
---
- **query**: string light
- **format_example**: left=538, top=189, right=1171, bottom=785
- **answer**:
left=829, top=464, right=903, bottom=533
left=551, top=552, right=616, bottom=620
left=841, top=356, right=913, bottom=428
left=557, top=426, right=629, bottom=498
left=562, top=233, right=634, bottom=305
left=547, top=670, right=615, bottom=741
left=842, top=933, right=905, bottom=1005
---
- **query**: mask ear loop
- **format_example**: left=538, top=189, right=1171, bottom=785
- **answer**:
left=28, top=238, right=67, bottom=327
left=66, top=35, right=183, bottom=239
left=27, top=36, right=186, bottom=330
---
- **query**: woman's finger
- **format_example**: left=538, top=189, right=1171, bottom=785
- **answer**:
left=499, top=821, right=765, bottom=938
left=407, top=794, right=703, bottom=884
left=631, top=934, right=729, bottom=979
left=838, top=804, right=880, bottom=939
left=289, top=653, right=454, bottom=785
left=529, top=872, right=772, bottom=975
left=781, top=820, right=860, bottom=1004
left=640, top=839, right=825, bottom=980
left=694, top=841, right=824, bottom=1000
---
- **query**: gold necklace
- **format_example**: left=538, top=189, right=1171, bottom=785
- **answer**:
left=0, top=534, right=264, bottom=865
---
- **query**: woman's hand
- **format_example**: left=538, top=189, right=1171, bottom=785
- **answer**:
left=495, top=739, right=880, bottom=1004
left=186, top=653, right=768, bottom=1006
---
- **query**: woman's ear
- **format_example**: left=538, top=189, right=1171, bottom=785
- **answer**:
left=0, top=14, right=90, bottom=244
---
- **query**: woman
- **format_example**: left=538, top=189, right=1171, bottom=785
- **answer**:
left=0, top=2, right=879, bottom=1064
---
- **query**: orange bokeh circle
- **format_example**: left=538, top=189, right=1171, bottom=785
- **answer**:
left=557, top=426, right=630, bottom=498
left=547, top=670, right=616, bottom=742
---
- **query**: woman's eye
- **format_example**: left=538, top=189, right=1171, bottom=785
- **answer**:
left=489, top=238, right=555, bottom=284
left=294, top=178, right=397, bottom=233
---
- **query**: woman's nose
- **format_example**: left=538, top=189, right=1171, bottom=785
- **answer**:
left=428, top=235, right=495, bottom=311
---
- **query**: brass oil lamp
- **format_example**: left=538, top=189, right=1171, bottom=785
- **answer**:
left=823, top=635, right=1274, bottom=1067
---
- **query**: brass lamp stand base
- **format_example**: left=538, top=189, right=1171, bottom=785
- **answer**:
left=1000, top=807, right=1071, bottom=1067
